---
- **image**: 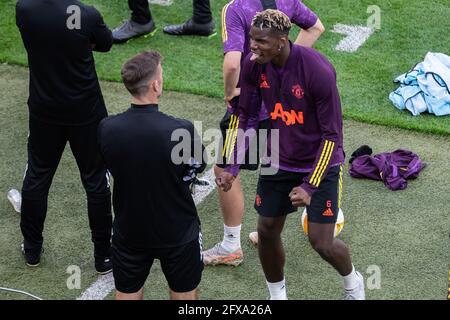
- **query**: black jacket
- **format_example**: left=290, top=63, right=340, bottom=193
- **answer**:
left=98, top=104, right=207, bottom=248
left=16, top=0, right=113, bottom=125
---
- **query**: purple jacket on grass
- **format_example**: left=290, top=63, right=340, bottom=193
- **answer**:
left=349, top=149, right=426, bottom=190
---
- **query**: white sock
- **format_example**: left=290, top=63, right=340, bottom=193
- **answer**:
left=220, top=224, right=241, bottom=252
left=343, top=265, right=359, bottom=290
left=266, top=278, right=287, bottom=300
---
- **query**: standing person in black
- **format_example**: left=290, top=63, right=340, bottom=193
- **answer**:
left=16, top=0, right=113, bottom=273
left=112, top=0, right=215, bottom=43
left=98, top=51, right=206, bottom=300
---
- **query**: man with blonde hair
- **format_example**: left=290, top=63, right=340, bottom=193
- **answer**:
left=217, top=10, right=365, bottom=300
left=203, top=0, right=325, bottom=267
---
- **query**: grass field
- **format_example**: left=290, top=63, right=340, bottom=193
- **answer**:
left=1, top=0, right=450, bottom=135
left=0, top=65, right=448, bottom=300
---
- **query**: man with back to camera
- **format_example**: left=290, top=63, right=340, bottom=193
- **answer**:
left=112, top=0, right=215, bottom=43
left=16, top=0, right=113, bottom=273
left=98, top=51, right=206, bottom=300
left=202, top=0, right=325, bottom=266
left=216, top=9, right=365, bottom=300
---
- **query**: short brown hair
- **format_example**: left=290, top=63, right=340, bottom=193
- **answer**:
left=121, top=50, right=162, bottom=97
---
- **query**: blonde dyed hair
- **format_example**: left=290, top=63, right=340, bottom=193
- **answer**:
left=251, top=9, right=292, bottom=35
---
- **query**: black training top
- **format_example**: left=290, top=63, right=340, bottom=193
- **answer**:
left=16, top=0, right=112, bottom=125
left=98, top=104, right=206, bottom=248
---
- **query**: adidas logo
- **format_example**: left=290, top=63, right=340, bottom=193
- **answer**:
left=260, top=80, right=270, bottom=89
left=260, top=74, right=270, bottom=89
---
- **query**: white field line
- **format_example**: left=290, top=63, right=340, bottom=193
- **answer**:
left=191, top=168, right=216, bottom=206
left=77, top=168, right=216, bottom=300
left=76, top=273, right=115, bottom=300
left=332, top=24, right=374, bottom=53
left=148, top=0, right=173, bottom=6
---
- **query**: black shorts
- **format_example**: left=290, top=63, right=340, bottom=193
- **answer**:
left=112, top=235, right=204, bottom=294
left=216, top=110, right=271, bottom=170
left=254, top=165, right=343, bottom=224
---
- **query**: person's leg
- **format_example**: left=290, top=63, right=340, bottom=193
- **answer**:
left=163, top=0, right=215, bottom=36
left=257, top=215, right=287, bottom=300
left=202, top=167, right=247, bottom=264
left=128, top=0, right=152, bottom=25
left=113, top=0, right=156, bottom=43
left=215, top=165, right=244, bottom=245
left=203, top=115, right=268, bottom=264
left=68, top=120, right=112, bottom=273
left=20, top=118, right=66, bottom=266
left=215, top=166, right=245, bottom=228
left=202, top=167, right=244, bottom=266
left=308, top=222, right=352, bottom=275
left=161, top=236, right=203, bottom=300
left=254, top=169, right=300, bottom=300
left=116, top=288, right=144, bottom=300
left=112, top=240, right=153, bottom=300
left=308, top=222, right=364, bottom=299
left=202, top=112, right=244, bottom=266
left=169, top=289, right=198, bottom=300
left=192, top=0, right=212, bottom=24
left=306, top=166, right=365, bottom=299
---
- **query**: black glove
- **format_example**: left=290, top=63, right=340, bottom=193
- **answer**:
left=183, top=158, right=203, bottom=183
left=183, top=158, right=210, bottom=193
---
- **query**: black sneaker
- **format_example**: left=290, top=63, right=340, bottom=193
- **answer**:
left=21, top=242, right=41, bottom=267
left=95, top=256, right=112, bottom=275
left=112, top=19, right=157, bottom=44
left=163, top=18, right=216, bottom=36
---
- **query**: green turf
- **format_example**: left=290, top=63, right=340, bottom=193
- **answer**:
left=0, top=65, right=448, bottom=300
left=1, top=0, right=450, bottom=135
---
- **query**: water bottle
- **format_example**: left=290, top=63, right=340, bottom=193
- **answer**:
left=7, top=189, right=21, bottom=213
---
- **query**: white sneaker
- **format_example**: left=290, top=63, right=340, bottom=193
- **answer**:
left=202, top=243, right=243, bottom=266
left=248, top=231, right=258, bottom=246
left=343, top=271, right=365, bottom=300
